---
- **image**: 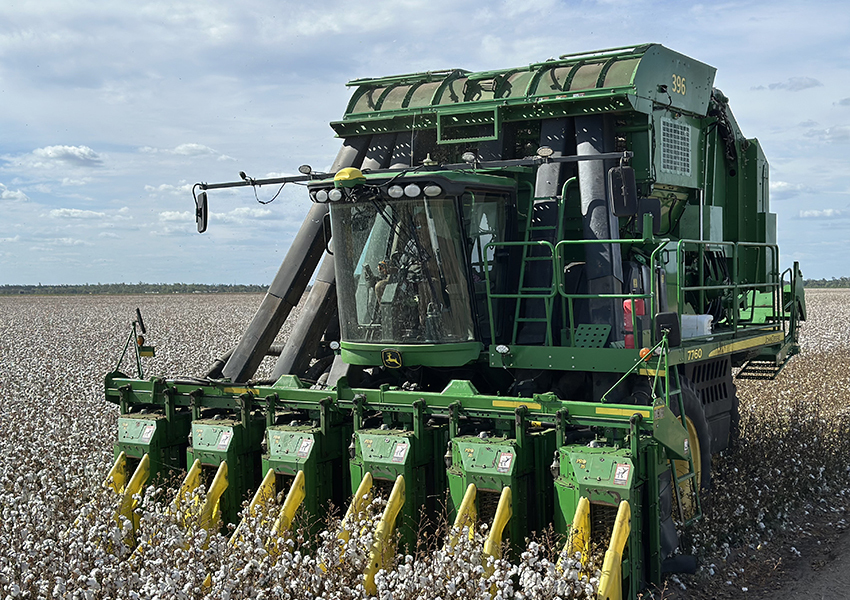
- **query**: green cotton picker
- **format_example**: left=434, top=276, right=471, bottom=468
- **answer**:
left=101, top=44, right=805, bottom=599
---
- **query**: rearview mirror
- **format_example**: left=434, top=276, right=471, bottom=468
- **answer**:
left=608, top=166, right=638, bottom=217
left=195, top=191, right=208, bottom=233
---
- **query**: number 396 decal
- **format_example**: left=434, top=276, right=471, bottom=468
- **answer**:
left=671, top=74, right=687, bottom=95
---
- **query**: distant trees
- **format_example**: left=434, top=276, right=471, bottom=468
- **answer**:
left=0, top=283, right=267, bottom=295
left=1, top=277, right=847, bottom=296
left=804, top=277, right=850, bottom=288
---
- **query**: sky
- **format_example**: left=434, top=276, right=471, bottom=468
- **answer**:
left=1, top=0, right=849, bottom=284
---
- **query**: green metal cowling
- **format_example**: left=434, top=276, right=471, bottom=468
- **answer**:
left=331, top=44, right=717, bottom=139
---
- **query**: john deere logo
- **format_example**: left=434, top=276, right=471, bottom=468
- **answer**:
left=381, top=349, right=402, bottom=368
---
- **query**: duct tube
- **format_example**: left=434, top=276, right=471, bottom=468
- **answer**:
left=220, top=136, right=370, bottom=382
left=207, top=345, right=286, bottom=379
left=535, top=118, right=572, bottom=196
left=362, top=133, right=397, bottom=170
left=271, top=253, right=337, bottom=378
left=390, top=131, right=413, bottom=169
left=272, top=133, right=398, bottom=382
left=575, top=114, right=624, bottom=338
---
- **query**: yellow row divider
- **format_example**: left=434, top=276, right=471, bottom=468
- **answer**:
left=596, top=501, right=631, bottom=600
left=104, top=451, right=128, bottom=494
left=271, top=470, right=306, bottom=538
left=118, top=453, right=150, bottom=529
left=482, top=486, right=512, bottom=574
left=558, top=496, right=591, bottom=570
left=446, top=483, right=477, bottom=551
left=198, top=462, right=228, bottom=533
left=230, top=468, right=277, bottom=545
left=265, top=470, right=308, bottom=560
left=339, top=472, right=374, bottom=545
left=364, top=475, right=405, bottom=595
left=171, top=458, right=203, bottom=527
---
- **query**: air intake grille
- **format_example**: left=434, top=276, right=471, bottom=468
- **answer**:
left=661, top=118, right=691, bottom=176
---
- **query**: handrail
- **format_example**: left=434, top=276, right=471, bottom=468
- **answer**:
left=481, top=233, right=790, bottom=350
left=675, top=239, right=784, bottom=339
left=483, top=240, right=557, bottom=345
left=556, top=238, right=668, bottom=348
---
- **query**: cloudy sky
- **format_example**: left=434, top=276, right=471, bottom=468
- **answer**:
left=1, top=0, right=848, bottom=284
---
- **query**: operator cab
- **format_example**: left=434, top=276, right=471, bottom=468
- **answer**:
left=310, top=169, right=517, bottom=368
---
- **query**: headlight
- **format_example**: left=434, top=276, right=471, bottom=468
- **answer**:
left=403, top=184, right=421, bottom=198
left=315, top=190, right=329, bottom=202
left=423, top=185, right=442, bottom=197
left=388, top=185, right=404, bottom=199
left=328, top=189, right=343, bottom=202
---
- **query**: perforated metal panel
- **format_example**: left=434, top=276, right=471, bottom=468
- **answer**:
left=660, top=118, right=692, bottom=176
left=574, top=324, right=612, bottom=348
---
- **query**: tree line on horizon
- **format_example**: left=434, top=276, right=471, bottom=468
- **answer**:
left=0, top=283, right=268, bottom=295
left=803, top=277, right=850, bottom=288
left=1, top=278, right=848, bottom=296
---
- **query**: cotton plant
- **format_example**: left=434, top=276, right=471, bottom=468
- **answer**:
left=2, top=293, right=850, bottom=598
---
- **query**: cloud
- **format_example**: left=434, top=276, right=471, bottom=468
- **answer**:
left=798, top=209, right=848, bottom=219
left=99, top=232, right=120, bottom=238
left=838, top=98, right=850, bottom=107
left=770, top=181, right=806, bottom=200
left=30, top=145, right=103, bottom=167
left=145, top=182, right=193, bottom=195
left=47, top=237, right=94, bottom=246
left=156, top=206, right=272, bottom=227
left=153, top=210, right=194, bottom=236
left=0, top=236, right=21, bottom=243
left=804, top=124, right=850, bottom=143
left=159, top=210, right=193, bottom=222
left=49, top=208, right=106, bottom=219
left=140, top=143, right=234, bottom=161
left=61, top=177, right=90, bottom=186
left=0, top=183, right=28, bottom=201
left=753, top=77, right=823, bottom=92
left=215, top=206, right=273, bottom=224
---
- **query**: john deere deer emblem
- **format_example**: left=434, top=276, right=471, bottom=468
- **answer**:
left=381, top=349, right=402, bottom=368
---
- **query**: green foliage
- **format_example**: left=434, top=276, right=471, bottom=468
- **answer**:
left=0, top=283, right=266, bottom=295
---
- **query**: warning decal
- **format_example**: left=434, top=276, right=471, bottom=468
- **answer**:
left=297, top=438, right=314, bottom=458
left=392, top=442, right=409, bottom=463
left=614, top=463, right=631, bottom=486
left=497, top=452, right=514, bottom=474
left=141, top=424, right=155, bottom=443
left=217, top=430, right=233, bottom=450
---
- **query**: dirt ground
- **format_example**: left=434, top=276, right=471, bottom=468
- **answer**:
left=656, top=492, right=850, bottom=599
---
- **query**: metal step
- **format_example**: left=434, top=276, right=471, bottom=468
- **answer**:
left=736, top=357, right=789, bottom=380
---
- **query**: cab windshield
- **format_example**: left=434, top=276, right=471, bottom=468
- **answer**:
left=333, top=196, right=472, bottom=344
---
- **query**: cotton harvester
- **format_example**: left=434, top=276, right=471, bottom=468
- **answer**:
left=103, top=44, right=805, bottom=598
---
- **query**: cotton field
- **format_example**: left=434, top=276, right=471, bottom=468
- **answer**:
left=0, top=290, right=848, bottom=599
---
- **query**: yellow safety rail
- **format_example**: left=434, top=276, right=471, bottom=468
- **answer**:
left=364, top=475, right=406, bottom=595
left=482, top=486, right=512, bottom=574
left=446, top=483, right=477, bottom=551
left=597, top=501, right=631, bottom=600
left=558, top=496, right=591, bottom=570
left=339, top=472, right=374, bottom=545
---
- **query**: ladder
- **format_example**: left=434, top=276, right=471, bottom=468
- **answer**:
left=511, top=196, right=564, bottom=346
